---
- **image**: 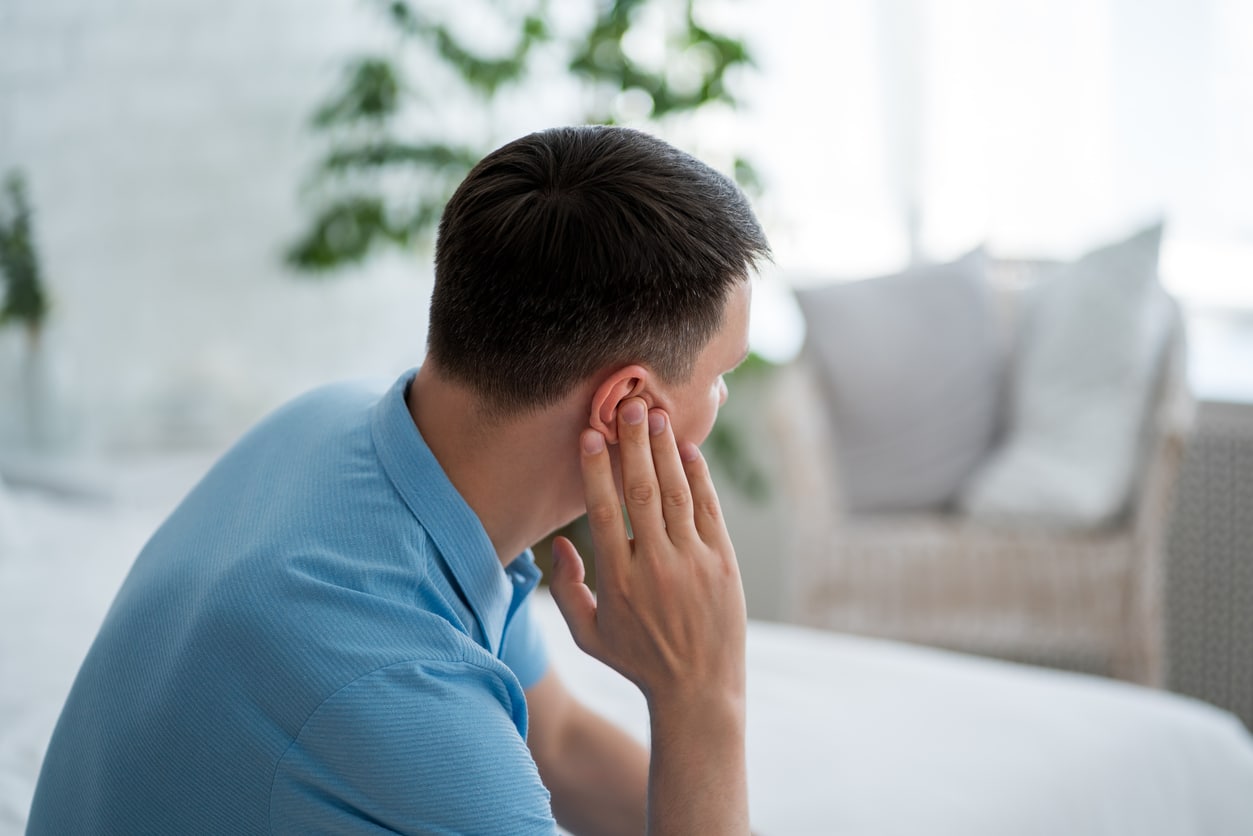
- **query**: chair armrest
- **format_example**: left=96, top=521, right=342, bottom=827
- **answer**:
left=765, top=354, right=849, bottom=619
left=1131, top=300, right=1194, bottom=543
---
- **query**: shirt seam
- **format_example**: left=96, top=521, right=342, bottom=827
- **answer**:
left=264, top=647, right=523, bottom=834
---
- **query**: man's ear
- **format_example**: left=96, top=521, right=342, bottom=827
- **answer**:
left=588, top=365, right=650, bottom=443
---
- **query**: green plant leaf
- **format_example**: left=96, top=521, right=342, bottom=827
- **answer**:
left=705, top=419, right=769, bottom=501
left=733, top=156, right=763, bottom=197
left=285, top=196, right=395, bottom=271
left=0, top=171, right=50, bottom=332
left=291, top=0, right=763, bottom=276
left=385, top=1, right=551, bottom=97
left=313, top=58, right=402, bottom=127
left=319, top=141, right=480, bottom=175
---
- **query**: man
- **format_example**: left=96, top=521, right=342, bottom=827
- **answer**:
left=28, top=125, right=770, bottom=834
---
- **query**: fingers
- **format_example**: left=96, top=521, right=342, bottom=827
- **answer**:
left=679, top=441, right=730, bottom=546
left=617, top=398, right=665, bottom=541
left=580, top=427, right=629, bottom=578
left=548, top=536, right=602, bottom=657
left=648, top=409, right=696, bottom=541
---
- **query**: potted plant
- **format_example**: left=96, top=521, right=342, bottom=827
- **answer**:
left=0, top=171, right=52, bottom=449
left=288, top=0, right=760, bottom=270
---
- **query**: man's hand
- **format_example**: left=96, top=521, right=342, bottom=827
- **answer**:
left=549, top=396, right=746, bottom=705
left=549, top=397, right=750, bottom=835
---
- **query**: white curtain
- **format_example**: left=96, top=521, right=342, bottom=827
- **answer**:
left=734, top=0, right=1253, bottom=309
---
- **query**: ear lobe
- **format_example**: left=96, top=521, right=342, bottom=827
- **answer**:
left=588, top=365, right=649, bottom=443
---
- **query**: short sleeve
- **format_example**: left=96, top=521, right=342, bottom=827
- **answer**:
left=269, top=659, right=556, bottom=835
left=501, top=592, right=550, bottom=691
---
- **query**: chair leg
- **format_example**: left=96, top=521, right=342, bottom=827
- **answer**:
left=1113, top=610, right=1164, bottom=687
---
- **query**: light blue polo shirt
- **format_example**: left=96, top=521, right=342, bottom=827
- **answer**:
left=28, top=371, right=558, bottom=834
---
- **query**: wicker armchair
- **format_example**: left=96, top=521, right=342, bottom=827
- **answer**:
left=769, top=278, right=1193, bottom=687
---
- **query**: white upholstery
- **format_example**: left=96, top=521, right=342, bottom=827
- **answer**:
left=962, top=225, right=1173, bottom=528
left=794, top=249, right=1002, bottom=512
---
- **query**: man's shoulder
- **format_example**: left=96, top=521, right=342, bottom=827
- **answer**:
left=203, top=376, right=397, bottom=492
left=263, top=376, right=395, bottom=432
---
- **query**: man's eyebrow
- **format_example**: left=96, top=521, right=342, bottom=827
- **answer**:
left=730, top=346, right=751, bottom=371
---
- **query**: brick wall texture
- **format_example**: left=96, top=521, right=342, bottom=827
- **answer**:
left=0, top=0, right=442, bottom=450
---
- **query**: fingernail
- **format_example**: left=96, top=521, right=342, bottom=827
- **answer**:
left=582, top=430, right=605, bottom=454
left=622, top=400, right=645, bottom=425
left=680, top=442, right=700, bottom=462
left=648, top=411, right=665, bottom=436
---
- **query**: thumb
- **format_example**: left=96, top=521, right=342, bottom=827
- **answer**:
left=548, top=536, right=600, bottom=657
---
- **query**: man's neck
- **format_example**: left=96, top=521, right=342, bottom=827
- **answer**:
left=407, top=364, right=588, bottom=567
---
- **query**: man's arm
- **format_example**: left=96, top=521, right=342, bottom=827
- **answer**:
left=526, top=670, right=648, bottom=836
left=549, top=398, right=750, bottom=836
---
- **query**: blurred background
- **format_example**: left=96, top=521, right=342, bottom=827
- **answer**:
left=1, top=0, right=1251, bottom=727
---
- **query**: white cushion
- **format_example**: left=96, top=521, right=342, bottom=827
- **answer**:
left=959, top=224, right=1172, bottom=529
left=796, top=250, right=1003, bottom=512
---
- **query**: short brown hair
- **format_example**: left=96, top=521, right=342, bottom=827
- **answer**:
left=428, top=125, right=770, bottom=412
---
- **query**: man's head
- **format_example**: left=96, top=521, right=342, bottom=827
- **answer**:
left=427, top=126, right=770, bottom=429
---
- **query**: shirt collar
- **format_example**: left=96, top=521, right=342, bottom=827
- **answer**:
left=370, top=369, right=539, bottom=656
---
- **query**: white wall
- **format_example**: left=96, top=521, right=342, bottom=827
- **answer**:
left=0, top=0, right=434, bottom=452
